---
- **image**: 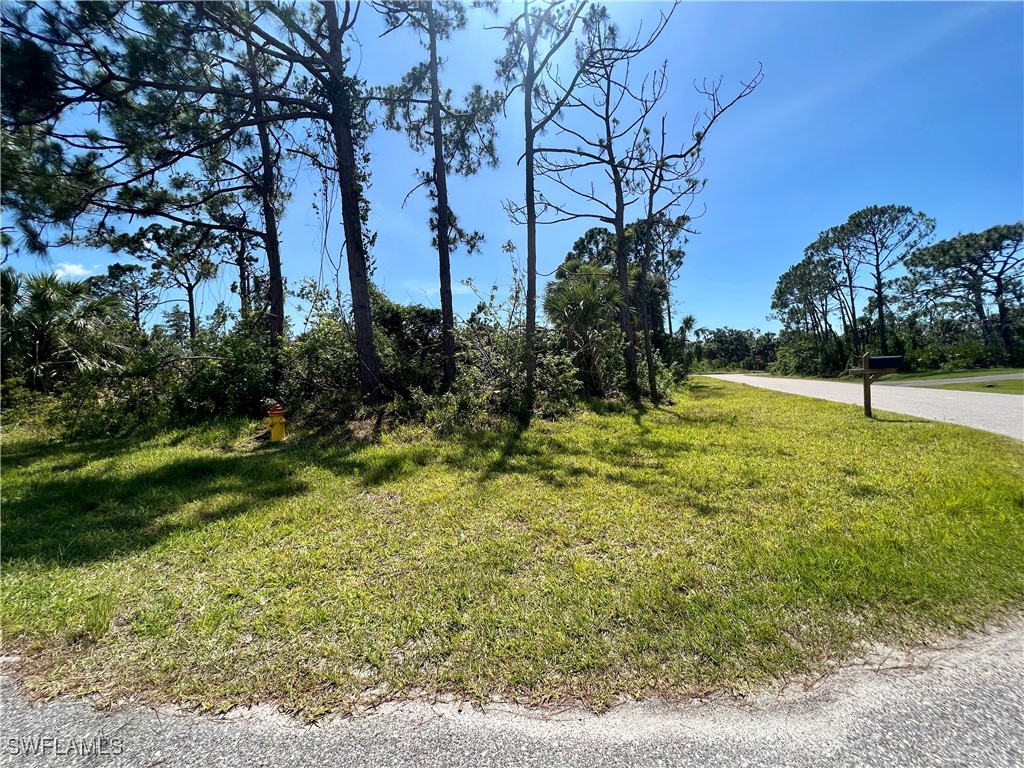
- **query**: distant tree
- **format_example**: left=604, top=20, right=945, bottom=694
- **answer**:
left=106, top=225, right=224, bottom=341
left=693, top=327, right=756, bottom=369
left=905, top=222, right=1024, bottom=359
left=804, top=225, right=862, bottom=352
left=771, top=254, right=841, bottom=345
left=90, top=263, right=160, bottom=330
left=228, top=232, right=261, bottom=322
left=555, top=225, right=669, bottom=359
left=644, top=213, right=688, bottom=341
left=749, top=331, right=778, bottom=370
left=837, top=205, right=935, bottom=354
left=676, top=313, right=697, bottom=361
left=564, top=226, right=618, bottom=268
left=155, top=305, right=193, bottom=351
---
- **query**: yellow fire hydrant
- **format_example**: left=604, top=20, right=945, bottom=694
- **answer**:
left=264, top=404, right=287, bottom=442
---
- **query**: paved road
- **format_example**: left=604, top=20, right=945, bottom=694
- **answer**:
left=879, top=373, right=1023, bottom=388
left=1, top=622, right=1022, bottom=768
left=705, top=374, right=1024, bottom=440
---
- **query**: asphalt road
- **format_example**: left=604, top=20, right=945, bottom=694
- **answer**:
left=2, top=622, right=1022, bottom=768
left=705, top=374, right=1024, bottom=440
left=879, top=373, right=1024, bottom=388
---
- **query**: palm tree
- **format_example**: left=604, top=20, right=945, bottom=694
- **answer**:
left=543, top=263, right=621, bottom=396
left=677, top=314, right=696, bottom=350
left=2, top=270, right=123, bottom=391
left=676, top=314, right=698, bottom=370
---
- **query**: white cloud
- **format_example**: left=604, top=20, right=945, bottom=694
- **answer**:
left=399, top=279, right=476, bottom=298
left=400, top=278, right=441, bottom=298
left=393, top=278, right=477, bottom=309
left=53, top=262, right=96, bottom=279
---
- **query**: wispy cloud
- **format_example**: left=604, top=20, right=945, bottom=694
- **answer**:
left=715, top=3, right=1001, bottom=155
left=53, top=262, right=96, bottom=279
left=399, top=278, right=474, bottom=300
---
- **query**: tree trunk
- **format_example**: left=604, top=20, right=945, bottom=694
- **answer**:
left=614, top=221, right=639, bottom=397
left=665, top=289, right=674, bottom=340
left=244, top=38, right=284, bottom=344
left=844, top=264, right=859, bottom=351
left=131, top=293, right=142, bottom=329
left=256, top=134, right=284, bottom=343
left=602, top=63, right=639, bottom=397
left=874, top=270, right=888, bottom=354
left=662, top=252, right=674, bottom=364
left=994, top=276, right=1013, bottom=353
left=522, top=0, right=537, bottom=418
left=427, top=6, right=456, bottom=390
left=323, top=2, right=381, bottom=401
left=186, top=283, right=197, bottom=340
left=638, top=223, right=660, bottom=401
left=604, top=122, right=637, bottom=396
left=638, top=265, right=658, bottom=402
left=235, top=242, right=251, bottom=320
left=972, top=287, right=995, bottom=342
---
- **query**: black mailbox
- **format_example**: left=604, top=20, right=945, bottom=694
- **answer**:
left=868, top=355, right=904, bottom=370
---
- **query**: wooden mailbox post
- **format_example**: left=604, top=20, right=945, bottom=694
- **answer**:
left=849, top=352, right=904, bottom=418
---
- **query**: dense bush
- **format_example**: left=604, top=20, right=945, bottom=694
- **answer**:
left=769, top=332, right=845, bottom=377
left=370, top=287, right=446, bottom=399
left=902, top=340, right=990, bottom=373
left=278, top=318, right=363, bottom=427
left=691, top=328, right=778, bottom=372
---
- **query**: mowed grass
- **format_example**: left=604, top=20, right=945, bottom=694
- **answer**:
left=937, top=379, right=1024, bottom=395
left=2, top=380, right=1023, bottom=718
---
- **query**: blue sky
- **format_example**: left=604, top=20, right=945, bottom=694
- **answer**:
left=18, top=1, right=1024, bottom=334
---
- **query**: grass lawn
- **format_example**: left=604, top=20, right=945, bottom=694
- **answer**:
left=936, top=379, right=1024, bottom=395
left=2, top=380, right=1023, bottom=718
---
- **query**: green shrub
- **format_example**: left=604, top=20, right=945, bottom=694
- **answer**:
left=769, top=333, right=844, bottom=377
left=941, top=340, right=989, bottom=371
left=278, top=318, right=362, bottom=427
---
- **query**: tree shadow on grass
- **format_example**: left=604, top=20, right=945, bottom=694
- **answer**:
left=654, top=405, right=737, bottom=426
left=315, top=408, right=701, bottom=492
left=2, top=400, right=717, bottom=569
left=682, top=380, right=729, bottom=399
left=318, top=440, right=435, bottom=485
left=309, top=420, right=606, bottom=490
left=475, top=421, right=529, bottom=483
left=870, top=415, right=930, bottom=424
left=1, top=434, right=143, bottom=473
left=2, top=452, right=307, bottom=567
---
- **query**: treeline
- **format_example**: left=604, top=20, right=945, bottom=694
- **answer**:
left=0, top=1, right=762, bottom=432
left=770, top=206, right=1023, bottom=376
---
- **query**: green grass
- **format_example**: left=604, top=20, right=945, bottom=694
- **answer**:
left=882, top=367, right=1024, bottom=382
left=2, top=381, right=1023, bottom=718
left=936, top=379, right=1024, bottom=395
